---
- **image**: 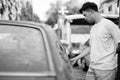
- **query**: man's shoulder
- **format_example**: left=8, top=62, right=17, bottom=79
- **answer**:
left=103, top=18, right=115, bottom=25
left=102, top=18, right=117, bottom=29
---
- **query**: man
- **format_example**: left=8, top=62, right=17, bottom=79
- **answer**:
left=71, top=2, right=120, bottom=80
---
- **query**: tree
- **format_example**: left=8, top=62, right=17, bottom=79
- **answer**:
left=0, top=0, right=40, bottom=22
left=20, top=1, right=41, bottom=22
left=65, top=0, right=82, bottom=15
left=45, top=0, right=82, bottom=27
left=0, top=0, right=21, bottom=20
left=45, top=2, right=59, bottom=27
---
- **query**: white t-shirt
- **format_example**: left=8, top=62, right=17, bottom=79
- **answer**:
left=90, top=18, right=120, bottom=70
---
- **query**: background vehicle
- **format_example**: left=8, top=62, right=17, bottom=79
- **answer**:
left=0, top=20, right=75, bottom=80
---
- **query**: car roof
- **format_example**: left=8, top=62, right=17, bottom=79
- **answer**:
left=0, top=20, right=49, bottom=30
left=0, top=20, right=57, bottom=38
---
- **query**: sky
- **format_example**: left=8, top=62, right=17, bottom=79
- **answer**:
left=32, top=0, right=100, bottom=21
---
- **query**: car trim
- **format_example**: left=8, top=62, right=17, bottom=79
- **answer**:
left=40, top=26, right=56, bottom=75
left=0, top=72, right=55, bottom=76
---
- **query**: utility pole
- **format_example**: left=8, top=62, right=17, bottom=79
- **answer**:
left=57, top=0, right=68, bottom=40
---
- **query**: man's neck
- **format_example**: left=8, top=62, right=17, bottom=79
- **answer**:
left=94, top=13, right=103, bottom=24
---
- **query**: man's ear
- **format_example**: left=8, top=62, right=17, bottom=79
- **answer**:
left=87, top=9, right=94, bottom=14
left=90, top=9, right=94, bottom=13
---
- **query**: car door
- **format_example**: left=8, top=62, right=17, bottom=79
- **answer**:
left=57, top=43, right=75, bottom=80
left=0, top=22, right=56, bottom=80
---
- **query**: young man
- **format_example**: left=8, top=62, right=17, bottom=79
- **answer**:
left=70, top=2, right=120, bottom=80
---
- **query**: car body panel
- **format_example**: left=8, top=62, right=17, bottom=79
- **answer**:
left=0, top=20, right=75, bottom=80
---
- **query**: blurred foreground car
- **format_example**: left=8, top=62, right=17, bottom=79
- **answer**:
left=0, top=20, right=75, bottom=80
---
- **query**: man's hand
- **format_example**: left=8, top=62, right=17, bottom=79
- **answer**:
left=70, top=57, right=79, bottom=66
left=71, top=59, right=77, bottom=65
left=70, top=57, right=78, bottom=62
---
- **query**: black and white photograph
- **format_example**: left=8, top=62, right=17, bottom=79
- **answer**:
left=0, top=0, right=119, bottom=80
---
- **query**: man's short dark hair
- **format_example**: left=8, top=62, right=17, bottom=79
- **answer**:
left=79, top=2, right=98, bottom=14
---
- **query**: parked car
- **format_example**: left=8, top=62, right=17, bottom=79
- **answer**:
left=0, top=20, right=75, bottom=80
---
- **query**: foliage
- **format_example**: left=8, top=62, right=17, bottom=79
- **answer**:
left=20, top=1, right=40, bottom=22
left=65, top=0, right=82, bottom=15
left=45, top=0, right=82, bottom=26
left=0, top=0, right=40, bottom=22
left=45, top=3, right=59, bottom=27
left=0, top=0, right=20, bottom=20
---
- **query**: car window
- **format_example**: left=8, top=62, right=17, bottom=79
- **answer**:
left=0, top=25, right=49, bottom=72
left=58, top=43, right=74, bottom=73
left=58, top=43, right=71, bottom=64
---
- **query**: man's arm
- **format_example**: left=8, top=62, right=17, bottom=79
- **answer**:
left=116, top=43, right=120, bottom=54
left=109, top=24, right=120, bottom=54
left=108, top=23, right=120, bottom=45
left=70, top=47, right=90, bottom=61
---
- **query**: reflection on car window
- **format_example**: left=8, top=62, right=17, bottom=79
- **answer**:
left=58, top=43, right=69, bottom=63
left=0, top=25, right=49, bottom=72
left=58, top=42, right=74, bottom=73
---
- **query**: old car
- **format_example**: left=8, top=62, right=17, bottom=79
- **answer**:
left=0, top=20, right=75, bottom=80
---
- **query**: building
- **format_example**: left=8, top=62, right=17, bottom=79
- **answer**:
left=64, top=14, right=91, bottom=46
left=99, top=0, right=119, bottom=15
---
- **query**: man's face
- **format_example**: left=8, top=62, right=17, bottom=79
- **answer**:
left=82, top=11, right=94, bottom=23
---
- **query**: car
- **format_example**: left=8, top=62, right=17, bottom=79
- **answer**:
left=0, top=20, right=75, bottom=80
